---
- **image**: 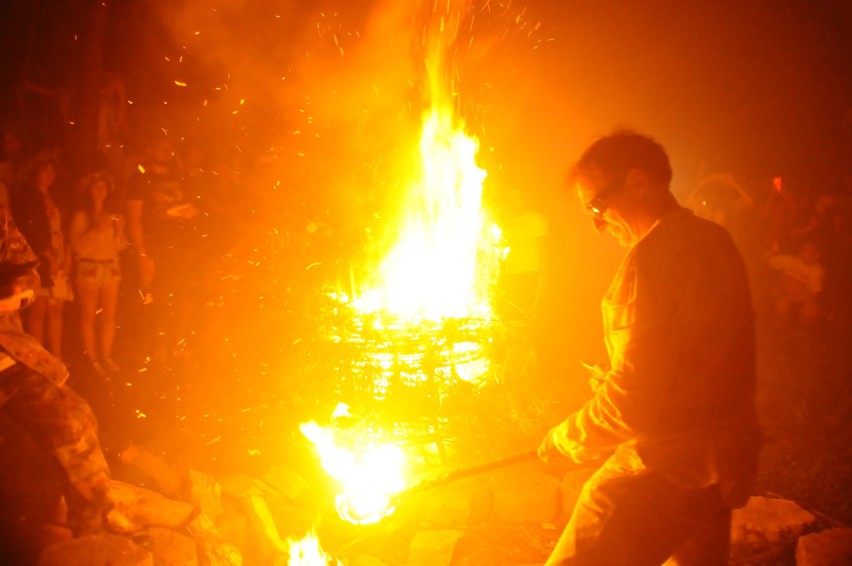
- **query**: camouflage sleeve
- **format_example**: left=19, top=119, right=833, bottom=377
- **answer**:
left=0, top=205, right=40, bottom=295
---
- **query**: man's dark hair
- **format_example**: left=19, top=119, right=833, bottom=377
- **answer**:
left=571, top=129, right=672, bottom=188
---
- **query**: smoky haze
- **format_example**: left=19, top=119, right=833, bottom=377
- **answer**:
left=135, top=0, right=850, bottom=397
left=1, top=0, right=848, bottom=402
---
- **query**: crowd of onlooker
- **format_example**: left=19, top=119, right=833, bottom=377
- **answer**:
left=0, top=119, right=260, bottom=391
left=686, top=166, right=852, bottom=330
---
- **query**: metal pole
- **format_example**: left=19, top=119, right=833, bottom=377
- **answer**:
left=396, top=449, right=538, bottom=500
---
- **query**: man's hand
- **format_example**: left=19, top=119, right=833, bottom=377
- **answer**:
left=0, top=286, right=34, bottom=312
left=0, top=283, right=22, bottom=300
left=537, top=427, right=564, bottom=465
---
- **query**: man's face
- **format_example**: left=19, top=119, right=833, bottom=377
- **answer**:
left=576, top=168, right=634, bottom=247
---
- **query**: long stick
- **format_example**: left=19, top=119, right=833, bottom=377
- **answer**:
left=396, top=450, right=538, bottom=500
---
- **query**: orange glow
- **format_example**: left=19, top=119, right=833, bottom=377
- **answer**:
left=300, top=417, right=407, bottom=525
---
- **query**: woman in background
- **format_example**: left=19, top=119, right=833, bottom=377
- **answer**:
left=10, top=151, right=73, bottom=361
left=68, top=171, right=127, bottom=375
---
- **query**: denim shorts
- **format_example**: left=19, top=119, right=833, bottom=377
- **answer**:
left=75, top=259, right=121, bottom=286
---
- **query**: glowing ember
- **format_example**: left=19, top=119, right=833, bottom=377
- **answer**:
left=287, top=532, right=334, bottom=565
left=300, top=420, right=406, bottom=524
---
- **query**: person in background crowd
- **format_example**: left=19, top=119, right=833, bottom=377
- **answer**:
left=687, top=169, right=754, bottom=231
left=760, top=175, right=807, bottom=253
left=125, top=136, right=199, bottom=364
left=0, top=125, right=28, bottom=207
left=789, top=191, right=842, bottom=260
left=766, top=240, right=825, bottom=327
left=538, top=130, right=761, bottom=565
left=97, top=72, right=127, bottom=155
left=68, top=171, right=127, bottom=376
left=0, top=202, right=111, bottom=537
left=10, top=151, right=73, bottom=361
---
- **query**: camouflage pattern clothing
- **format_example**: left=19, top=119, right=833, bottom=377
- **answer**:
left=0, top=205, right=111, bottom=535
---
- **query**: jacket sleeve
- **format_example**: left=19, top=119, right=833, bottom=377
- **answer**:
left=550, top=252, right=680, bottom=463
left=0, top=205, right=40, bottom=294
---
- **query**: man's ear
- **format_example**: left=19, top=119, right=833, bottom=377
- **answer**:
left=624, top=168, right=652, bottom=198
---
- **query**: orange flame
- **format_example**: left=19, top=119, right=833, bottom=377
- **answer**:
left=352, top=5, right=501, bottom=322
left=353, top=108, right=499, bottom=321
left=300, top=420, right=406, bottom=524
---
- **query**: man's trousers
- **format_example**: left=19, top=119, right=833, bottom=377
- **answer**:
left=0, top=363, right=110, bottom=535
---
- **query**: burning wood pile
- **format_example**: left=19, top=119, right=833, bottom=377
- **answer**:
left=42, top=2, right=558, bottom=564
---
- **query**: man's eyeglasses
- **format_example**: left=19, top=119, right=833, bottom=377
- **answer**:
left=584, top=177, right=624, bottom=221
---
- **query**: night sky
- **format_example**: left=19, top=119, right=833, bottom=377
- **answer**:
left=2, top=0, right=849, bottom=179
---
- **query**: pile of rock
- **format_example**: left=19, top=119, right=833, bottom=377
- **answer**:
left=36, top=452, right=852, bottom=565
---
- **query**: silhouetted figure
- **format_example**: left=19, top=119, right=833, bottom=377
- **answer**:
left=539, top=131, right=761, bottom=565
left=125, top=137, right=199, bottom=367
left=69, top=171, right=127, bottom=377
left=766, top=240, right=825, bottom=327
left=10, top=151, right=73, bottom=361
left=0, top=203, right=111, bottom=541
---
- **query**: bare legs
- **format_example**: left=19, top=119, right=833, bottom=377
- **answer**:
left=25, top=296, right=65, bottom=360
left=76, top=281, right=100, bottom=366
left=99, top=279, right=120, bottom=368
left=76, top=278, right=121, bottom=370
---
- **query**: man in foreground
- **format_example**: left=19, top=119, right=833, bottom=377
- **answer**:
left=538, top=131, right=762, bottom=565
left=0, top=204, right=111, bottom=539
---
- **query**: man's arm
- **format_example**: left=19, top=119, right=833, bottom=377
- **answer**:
left=542, top=255, right=680, bottom=464
left=0, top=206, right=40, bottom=305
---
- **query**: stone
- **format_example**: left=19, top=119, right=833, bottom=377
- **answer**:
left=213, top=509, right=251, bottom=553
left=731, top=496, right=818, bottom=544
left=186, top=513, right=244, bottom=566
left=407, top=530, right=464, bottom=566
left=38, top=534, right=152, bottom=566
left=120, top=445, right=183, bottom=499
left=262, top=464, right=309, bottom=501
left=219, top=474, right=265, bottom=499
left=796, top=527, right=852, bottom=566
left=107, top=480, right=196, bottom=533
left=134, top=527, right=198, bottom=566
left=189, top=469, right=224, bottom=520
left=490, top=463, right=560, bottom=524
left=240, top=494, right=289, bottom=558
